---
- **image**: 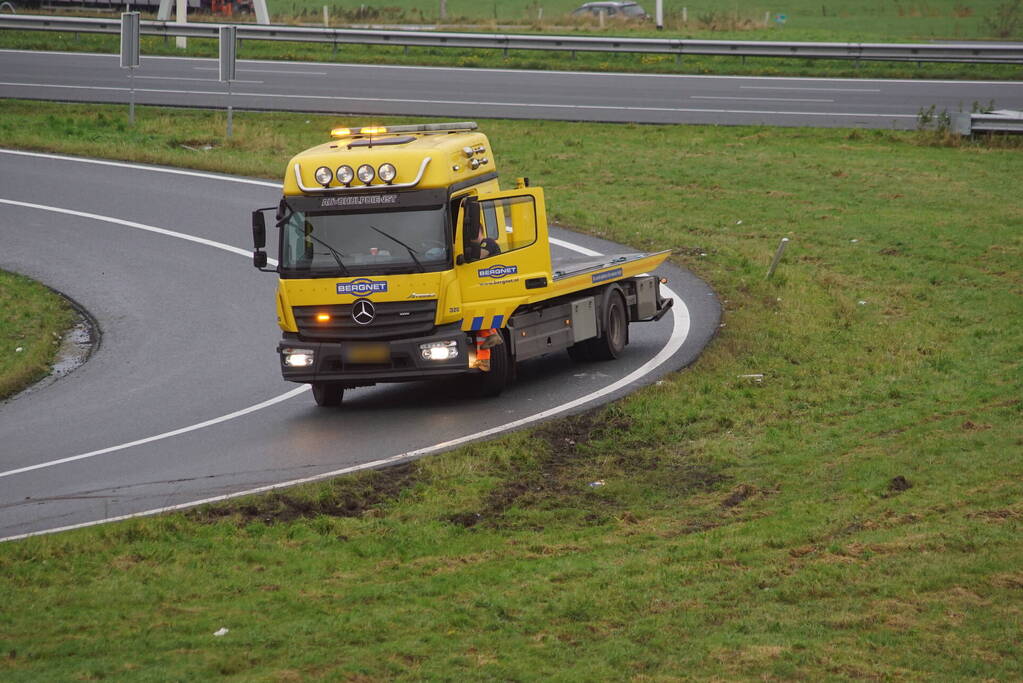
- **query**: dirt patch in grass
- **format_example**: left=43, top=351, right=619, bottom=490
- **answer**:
left=447, top=407, right=727, bottom=529
left=188, top=463, right=419, bottom=525
left=885, top=475, right=913, bottom=497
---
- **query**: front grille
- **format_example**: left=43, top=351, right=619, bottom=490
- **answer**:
left=294, top=300, right=436, bottom=341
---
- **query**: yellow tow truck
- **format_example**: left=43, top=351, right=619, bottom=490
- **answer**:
left=251, top=122, right=672, bottom=406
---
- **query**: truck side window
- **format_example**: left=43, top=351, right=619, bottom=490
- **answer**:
left=476, top=195, right=537, bottom=258
left=482, top=202, right=499, bottom=241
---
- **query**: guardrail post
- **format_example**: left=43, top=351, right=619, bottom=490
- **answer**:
left=175, top=0, right=187, bottom=49
left=120, top=11, right=140, bottom=126
left=219, top=25, right=237, bottom=139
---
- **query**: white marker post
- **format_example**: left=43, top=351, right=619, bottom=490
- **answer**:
left=766, top=237, right=790, bottom=279
left=219, top=25, right=237, bottom=139
left=175, top=0, right=187, bottom=49
left=120, top=12, right=140, bottom=125
left=656, top=0, right=663, bottom=30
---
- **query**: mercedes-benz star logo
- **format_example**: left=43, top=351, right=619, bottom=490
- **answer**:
left=351, top=299, right=375, bottom=326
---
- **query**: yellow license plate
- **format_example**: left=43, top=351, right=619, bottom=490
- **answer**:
left=343, top=343, right=390, bottom=364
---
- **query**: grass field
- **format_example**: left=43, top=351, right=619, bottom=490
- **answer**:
left=0, top=270, right=74, bottom=400
left=268, top=0, right=1021, bottom=41
left=0, top=99, right=1021, bottom=678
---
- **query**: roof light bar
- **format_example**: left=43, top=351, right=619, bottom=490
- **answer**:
left=329, top=122, right=478, bottom=138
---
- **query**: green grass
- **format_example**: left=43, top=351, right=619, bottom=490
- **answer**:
left=0, top=99, right=1021, bottom=678
left=0, top=270, right=75, bottom=400
left=267, top=0, right=1020, bottom=42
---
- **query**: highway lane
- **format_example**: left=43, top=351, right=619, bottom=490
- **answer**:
left=2, top=49, right=1022, bottom=128
left=0, top=149, right=719, bottom=540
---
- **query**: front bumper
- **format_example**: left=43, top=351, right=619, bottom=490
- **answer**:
left=278, top=323, right=475, bottom=385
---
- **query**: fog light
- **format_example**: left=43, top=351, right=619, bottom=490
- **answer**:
left=282, top=347, right=315, bottom=367
left=357, top=164, right=375, bottom=184
left=378, top=163, right=397, bottom=183
left=336, top=165, right=354, bottom=186
left=420, top=340, right=458, bottom=361
left=314, top=166, right=333, bottom=187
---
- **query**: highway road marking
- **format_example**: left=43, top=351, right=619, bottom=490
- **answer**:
left=0, top=385, right=308, bottom=481
left=0, top=151, right=688, bottom=541
left=136, top=75, right=264, bottom=84
left=0, top=82, right=919, bottom=119
left=691, top=96, right=836, bottom=103
left=740, top=86, right=882, bottom=93
left=0, top=149, right=279, bottom=187
left=0, top=198, right=266, bottom=262
left=193, top=66, right=328, bottom=76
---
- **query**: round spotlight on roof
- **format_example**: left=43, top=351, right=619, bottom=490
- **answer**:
left=378, top=163, right=397, bottom=184
left=336, top=165, right=354, bottom=186
left=314, top=166, right=333, bottom=187
left=357, top=164, right=375, bottom=184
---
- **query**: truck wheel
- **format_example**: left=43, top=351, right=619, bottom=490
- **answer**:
left=476, top=333, right=510, bottom=397
left=569, top=290, right=628, bottom=362
left=311, top=382, right=344, bottom=407
left=591, top=290, right=628, bottom=360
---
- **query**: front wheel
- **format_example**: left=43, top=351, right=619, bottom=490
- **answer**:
left=476, top=333, right=510, bottom=397
left=311, top=381, right=345, bottom=407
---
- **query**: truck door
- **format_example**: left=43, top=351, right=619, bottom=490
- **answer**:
left=454, top=188, right=552, bottom=329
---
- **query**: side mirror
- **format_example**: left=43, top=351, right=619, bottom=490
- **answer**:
left=253, top=250, right=268, bottom=269
left=252, top=210, right=266, bottom=250
left=455, top=254, right=465, bottom=266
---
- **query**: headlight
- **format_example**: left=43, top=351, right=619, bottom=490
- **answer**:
left=314, top=166, right=333, bottom=187
left=420, top=340, right=458, bottom=361
left=282, top=347, right=315, bottom=367
left=357, top=164, right=375, bottom=184
left=378, top=163, right=397, bottom=183
left=336, top=165, right=354, bottom=185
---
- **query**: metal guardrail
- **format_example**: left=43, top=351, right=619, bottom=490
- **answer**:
left=953, top=110, right=1023, bottom=135
left=1, top=14, right=1022, bottom=64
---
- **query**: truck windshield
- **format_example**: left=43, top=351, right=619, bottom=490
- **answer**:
left=280, top=205, right=450, bottom=276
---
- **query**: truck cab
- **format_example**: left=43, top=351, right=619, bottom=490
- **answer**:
left=253, top=122, right=671, bottom=406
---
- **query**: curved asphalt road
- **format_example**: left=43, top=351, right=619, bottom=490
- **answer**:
left=2, top=49, right=1022, bottom=128
left=0, top=149, right=719, bottom=540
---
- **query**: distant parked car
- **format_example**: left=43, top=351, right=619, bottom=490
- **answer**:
left=572, top=1, right=650, bottom=20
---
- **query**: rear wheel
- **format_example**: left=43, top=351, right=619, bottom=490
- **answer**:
left=591, top=291, right=628, bottom=360
left=311, top=381, right=345, bottom=407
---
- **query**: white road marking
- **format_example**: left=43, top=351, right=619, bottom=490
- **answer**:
left=740, top=85, right=882, bottom=92
left=691, top=95, right=835, bottom=103
left=0, top=198, right=269, bottom=262
left=193, top=66, right=327, bottom=75
left=0, top=150, right=688, bottom=542
left=136, top=75, right=264, bottom=84
left=0, top=387, right=308, bottom=480
left=0, top=82, right=918, bottom=119
left=0, top=149, right=279, bottom=187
